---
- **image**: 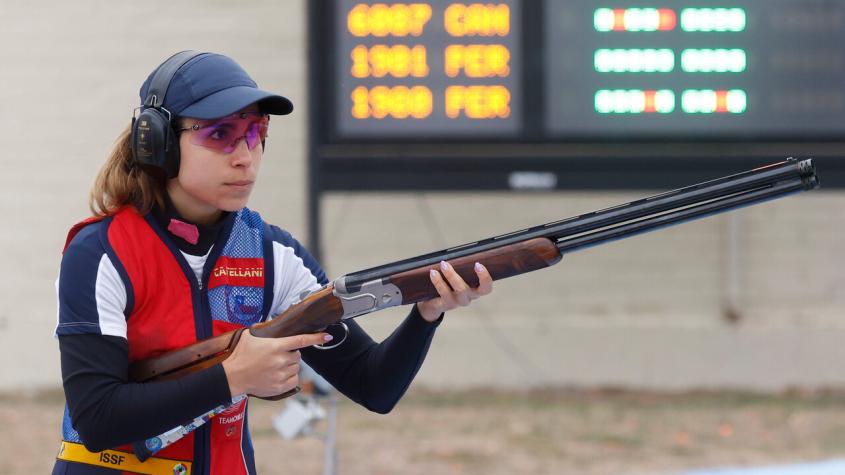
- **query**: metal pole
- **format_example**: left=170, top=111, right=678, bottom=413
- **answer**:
left=723, top=211, right=744, bottom=323
left=306, top=0, right=322, bottom=263
left=323, top=392, right=338, bottom=475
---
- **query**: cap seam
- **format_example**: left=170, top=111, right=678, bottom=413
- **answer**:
left=175, top=54, right=213, bottom=113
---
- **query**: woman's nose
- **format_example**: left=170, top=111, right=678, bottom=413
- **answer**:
left=229, top=138, right=254, bottom=166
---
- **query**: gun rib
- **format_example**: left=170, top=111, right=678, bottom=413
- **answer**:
left=339, top=159, right=817, bottom=292
left=555, top=178, right=809, bottom=254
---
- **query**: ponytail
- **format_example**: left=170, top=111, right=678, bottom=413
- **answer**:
left=89, top=123, right=166, bottom=216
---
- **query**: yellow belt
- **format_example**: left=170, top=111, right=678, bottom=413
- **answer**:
left=57, top=441, right=192, bottom=475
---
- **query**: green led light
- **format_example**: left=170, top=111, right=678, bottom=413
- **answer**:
left=681, top=49, right=746, bottom=72
left=595, top=49, right=675, bottom=73
left=681, top=89, right=747, bottom=114
left=654, top=90, right=676, bottom=113
left=625, top=8, right=660, bottom=31
left=726, top=90, right=747, bottom=113
left=595, top=90, right=617, bottom=113
left=682, top=90, right=715, bottom=113
left=594, top=8, right=615, bottom=32
left=595, top=89, right=675, bottom=114
left=595, top=90, right=644, bottom=114
left=595, top=7, right=676, bottom=32
left=681, top=8, right=746, bottom=32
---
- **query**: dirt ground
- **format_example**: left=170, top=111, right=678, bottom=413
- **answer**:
left=5, top=387, right=845, bottom=475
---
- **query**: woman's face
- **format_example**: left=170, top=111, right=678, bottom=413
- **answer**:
left=167, top=105, right=266, bottom=224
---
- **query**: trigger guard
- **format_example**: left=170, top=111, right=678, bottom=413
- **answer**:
left=312, top=322, right=348, bottom=350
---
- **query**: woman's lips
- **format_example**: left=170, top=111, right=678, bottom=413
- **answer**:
left=225, top=181, right=254, bottom=190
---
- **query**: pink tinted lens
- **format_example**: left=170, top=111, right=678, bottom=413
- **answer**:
left=188, top=113, right=268, bottom=153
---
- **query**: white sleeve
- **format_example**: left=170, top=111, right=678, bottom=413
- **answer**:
left=95, top=255, right=128, bottom=338
left=269, top=241, right=323, bottom=318
left=55, top=251, right=127, bottom=339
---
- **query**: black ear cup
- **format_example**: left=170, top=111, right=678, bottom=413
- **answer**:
left=129, top=51, right=200, bottom=179
left=131, top=108, right=180, bottom=178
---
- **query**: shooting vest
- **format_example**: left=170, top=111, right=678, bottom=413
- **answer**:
left=59, top=206, right=274, bottom=475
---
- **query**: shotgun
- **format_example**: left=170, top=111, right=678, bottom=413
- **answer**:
left=130, top=158, right=818, bottom=459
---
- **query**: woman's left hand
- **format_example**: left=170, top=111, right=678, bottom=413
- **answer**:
left=417, top=261, right=494, bottom=322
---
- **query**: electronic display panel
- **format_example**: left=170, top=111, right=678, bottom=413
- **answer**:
left=545, top=0, right=845, bottom=138
left=309, top=1, right=845, bottom=191
left=335, top=0, right=521, bottom=137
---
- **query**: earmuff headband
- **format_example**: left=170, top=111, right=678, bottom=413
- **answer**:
left=143, top=50, right=204, bottom=109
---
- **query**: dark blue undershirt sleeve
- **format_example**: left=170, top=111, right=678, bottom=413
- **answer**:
left=302, top=305, right=443, bottom=414
left=268, top=224, right=443, bottom=414
left=59, top=334, right=232, bottom=452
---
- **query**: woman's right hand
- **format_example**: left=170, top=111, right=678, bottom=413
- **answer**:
left=221, top=330, right=332, bottom=398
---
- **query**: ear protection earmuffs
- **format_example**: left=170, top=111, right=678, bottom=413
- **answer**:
left=131, top=51, right=203, bottom=179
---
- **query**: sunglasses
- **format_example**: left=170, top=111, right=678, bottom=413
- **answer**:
left=178, top=112, right=270, bottom=153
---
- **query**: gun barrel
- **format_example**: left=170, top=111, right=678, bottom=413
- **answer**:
left=337, top=158, right=817, bottom=293
left=556, top=176, right=812, bottom=254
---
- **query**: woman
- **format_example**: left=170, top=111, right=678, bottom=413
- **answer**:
left=53, top=51, right=492, bottom=475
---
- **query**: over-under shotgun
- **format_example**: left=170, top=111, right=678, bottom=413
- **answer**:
left=129, top=158, right=818, bottom=460
left=130, top=157, right=818, bottom=387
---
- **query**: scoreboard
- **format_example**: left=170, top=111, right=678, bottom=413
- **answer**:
left=546, top=1, right=845, bottom=138
left=308, top=1, right=845, bottom=191
left=335, top=1, right=521, bottom=136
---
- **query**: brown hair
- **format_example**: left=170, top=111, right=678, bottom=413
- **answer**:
left=89, top=123, right=166, bottom=216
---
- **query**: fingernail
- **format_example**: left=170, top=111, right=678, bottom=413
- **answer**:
left=430, top=269, right=438, bottom=278
left=324, top=334, right=333, bottom=342
left=474, top=262, right=484, bottom=272
left=440, top=261, right=449, bottom=271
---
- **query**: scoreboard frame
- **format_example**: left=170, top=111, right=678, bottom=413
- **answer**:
left=307, top=1, right=845, bottom=195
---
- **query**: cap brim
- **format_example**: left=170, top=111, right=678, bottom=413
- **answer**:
left=178, top=85, right=293, bottom=119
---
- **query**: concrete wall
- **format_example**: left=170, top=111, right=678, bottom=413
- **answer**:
left=0, top=0, right=842, bottom=392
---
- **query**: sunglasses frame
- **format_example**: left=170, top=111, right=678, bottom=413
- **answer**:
left=177, top=112, right=270, bottom=153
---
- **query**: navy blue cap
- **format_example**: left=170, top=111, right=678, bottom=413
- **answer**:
left=139, top=52, right=293, bottom=119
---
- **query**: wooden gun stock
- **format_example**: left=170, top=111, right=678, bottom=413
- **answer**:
left=389, top=238, right=562, bottom=303
left=128, top=238, right=561, bottom=387
left=128, top=285, right=343, bottom=384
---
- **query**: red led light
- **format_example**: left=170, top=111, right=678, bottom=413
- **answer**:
left=716, top=90, right=729, bottom=113
left=605, top=8, right=677, bottom=32
left=613, top=9, right=626, bottom=31
left=658, top=9, right=677, bottom=31
left=644, top=90, right=657, bottom=113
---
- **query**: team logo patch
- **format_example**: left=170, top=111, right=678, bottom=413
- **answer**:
left=218, top=398, right=246, bottom=438
left=145, top=437, right=163, bottom=452
left=208, top=257, right=264, bottom=290
left=228, top=294, right=260, bottom=321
